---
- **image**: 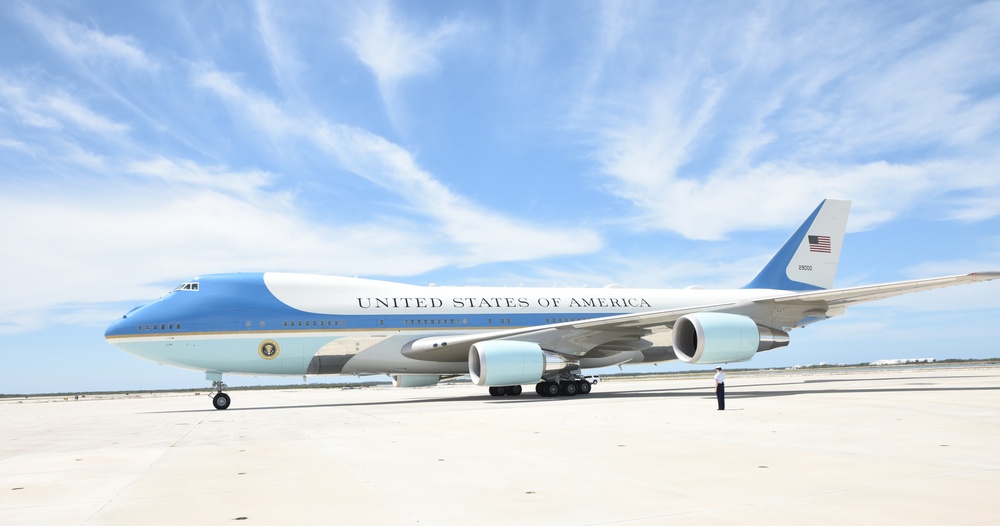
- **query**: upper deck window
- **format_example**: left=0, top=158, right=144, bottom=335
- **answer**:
left=174, top=282, right=200, bottom=292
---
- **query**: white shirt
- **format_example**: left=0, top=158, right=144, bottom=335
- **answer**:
left=714, top=371, right=725, bottom=384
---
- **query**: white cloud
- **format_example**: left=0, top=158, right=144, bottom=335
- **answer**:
left=253, top=0, right=305, bottom=95
left=601, top=155, right=996, bottom=240
left=949, top=195, right=1000, bottom=222
left=346, top=1, right=467, bottom=89
left=127, top=157, right=273, bottom=200
left=47, top=95, right=129, bottom=134
left=62, top=142, right=108, bottom=172
left=0, top=137, right=32, bottom=154
left=0, top=160, right=453, bottom=334
left=194, top=68, right=602, bottom=265
left=193, top=69, right=295, bottom=135
left=344, top=0, right=472, bottom=127
left=0, top=62, right=599, bottom=333
left=0, top=78, right=61, bottom=129
left=18, top=4, right=158, bottom=72
left=573, top=2, right=1000, bottom=240
left=0, top=77, right=128, bottom=135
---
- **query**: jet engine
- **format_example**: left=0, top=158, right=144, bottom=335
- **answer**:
left=468, top=340, right=574, bottom=386
left=391, top=374, right=442, bottom=388
left=672, top=313, right=789, bottom=364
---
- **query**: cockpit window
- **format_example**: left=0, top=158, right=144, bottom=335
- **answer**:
left=174, top=282, right=200, bottom=291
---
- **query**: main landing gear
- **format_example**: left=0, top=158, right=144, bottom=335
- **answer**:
left=488, top=385, right=523, bottom=397
left=208, top=377, right=231, bottom=410
left=534, top=378, right=593, bottom=397
left=486, top=378, right=595, bottom=398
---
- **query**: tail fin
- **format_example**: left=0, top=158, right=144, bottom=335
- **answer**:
left=744, top=199, right=851, bottom=291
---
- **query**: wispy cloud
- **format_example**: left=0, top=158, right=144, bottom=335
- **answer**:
left=194, top=68, right=602, bottom=264
left=346, top=1, right=467, bottom=88
left=572, top=2, right=1000, bottom=239
left=18, top=3, right=158, bottom=72
left=127, top=157, right=273, bottom=200
left=0, top=137, right=31, bottom=153
left=253, top=0, right=305, bottom=97
left=0, top=157, right=455, bottom=333
left=345, top=0, right=472, bottom=127
left=0, top=76, right=129, bottom=134
left=0, top=78, right=61, bottom=129
left=0, top=54, right=600, bottom=334
left=47, top=94, right=129, bottom=134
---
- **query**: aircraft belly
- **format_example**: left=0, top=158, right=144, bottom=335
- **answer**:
left=304, top=336, right=384, bottom=374
left=579, top=351, right=643, bottom=368
left=306, top=354, right=354, bottom=375
left=341, top=335, right=469, bottom=375
left=116, top=335, right=334, bottom=376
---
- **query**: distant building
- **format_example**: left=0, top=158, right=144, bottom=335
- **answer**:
left=869, top=358, right=936, bottom=366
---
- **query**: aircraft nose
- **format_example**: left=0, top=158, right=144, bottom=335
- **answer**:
left=105, top=304, right=145, bottom=340
left=105, top=316, right=127, bottom=340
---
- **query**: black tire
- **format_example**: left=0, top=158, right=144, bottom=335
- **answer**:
left=561, top=381, right=578, bottom=396
left=488, top=386, right=506, bottom=397
left=577, top=380, right=592, bottom=395
left=213, top=392, right=231, bottom=410
left=543, top=381, right=560, bottom=397
left=505, top=385, right=522, bottom=396
left=535, top=382, right=545, bottom=396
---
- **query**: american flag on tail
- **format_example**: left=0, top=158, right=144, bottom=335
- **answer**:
left=808, top=235, right=831, bottom=253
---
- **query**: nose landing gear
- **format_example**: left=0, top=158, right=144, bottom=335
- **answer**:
left=207, top=374, right=231, bottom=410
left=212, top=390, right=231, bottom=410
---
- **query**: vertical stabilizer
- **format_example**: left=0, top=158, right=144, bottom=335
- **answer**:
left=744, top=199, right=851, bottom=291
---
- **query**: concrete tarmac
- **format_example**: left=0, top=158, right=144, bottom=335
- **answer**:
left=2, top=366, right=1000, bottom=525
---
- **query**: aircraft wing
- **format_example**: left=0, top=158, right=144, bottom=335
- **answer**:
left=401, top=300, right=742, bottom=362
left=768, top=272, right=1000, bottom=308
left=402, top=272, right=999, bottom=363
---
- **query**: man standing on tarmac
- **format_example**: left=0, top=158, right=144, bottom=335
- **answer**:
left=714, top=366, right=725, bottom=410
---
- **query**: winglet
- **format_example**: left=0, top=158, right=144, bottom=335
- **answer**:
left=744, top=199, right=851, bottom=291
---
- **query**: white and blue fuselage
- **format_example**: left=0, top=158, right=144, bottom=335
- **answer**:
left=104, top=272, right=781, bottom=377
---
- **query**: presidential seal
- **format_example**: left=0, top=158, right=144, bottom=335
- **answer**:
left=258, top=340, right=280, bottom=360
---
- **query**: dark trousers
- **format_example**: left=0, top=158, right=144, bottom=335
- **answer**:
left=716, top=383, right=725, bottom=410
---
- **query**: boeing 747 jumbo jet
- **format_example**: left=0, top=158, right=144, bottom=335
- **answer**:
left=105, top=200, right=998, bottom=409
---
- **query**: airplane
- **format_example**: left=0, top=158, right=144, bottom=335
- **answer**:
left=104, top=199, right=998, bottom=409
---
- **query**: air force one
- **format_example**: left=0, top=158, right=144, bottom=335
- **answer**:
left=105, top=200, right=998, bottom=409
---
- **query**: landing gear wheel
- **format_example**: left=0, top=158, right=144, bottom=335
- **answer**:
left=488, top=386, right=506, bottom=397
left=561, top=381, right=578, bottom=396
left=577, top=380, right=592, bottom=395
left=535, top=382, right=545, bottom=396
left=212, top=392, right=231, bottom=410
left=504, top=385, right=522, bottom=396
left=541, top=381, right=561, bottom=397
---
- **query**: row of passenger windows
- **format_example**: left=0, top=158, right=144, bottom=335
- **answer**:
left=402, top=319, right=467, bottom=326
left=282, top=320, right=347, bottom=327
left=138, top=323, right=180, bottom=331
left=137, top=317, right=577, bottom=333
left=394, top=318, right=513, bottom=326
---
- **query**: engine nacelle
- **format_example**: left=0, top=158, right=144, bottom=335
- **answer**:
left=672, top=313, right=789, bottom=364
left=469, top=340, right=573, bottom=386
left=391, top=374, right=441, bottom=388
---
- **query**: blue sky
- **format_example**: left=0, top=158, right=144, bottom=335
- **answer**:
left=1, top=1, right=999, bottom=394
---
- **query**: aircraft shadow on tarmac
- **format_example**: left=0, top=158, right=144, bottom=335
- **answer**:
left=143, top=375, right=1000, bottom=414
